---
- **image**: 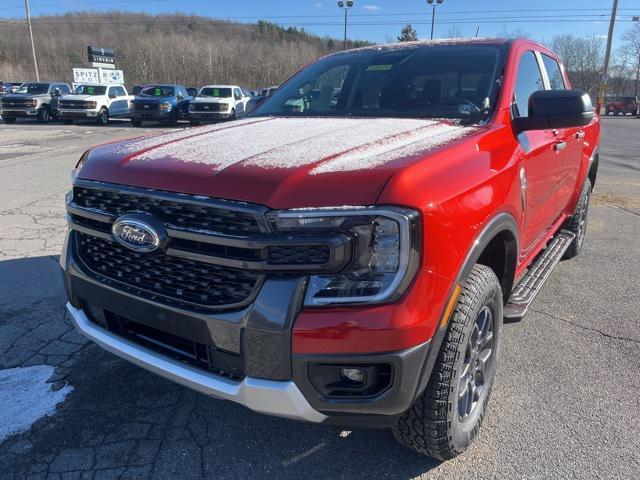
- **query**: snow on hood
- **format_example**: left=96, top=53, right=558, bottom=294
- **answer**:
left=128, top=117, right=475, bottom=173
left=81, top=116, right=478, bottom=207
left=0, top=365, right=72, bottom=443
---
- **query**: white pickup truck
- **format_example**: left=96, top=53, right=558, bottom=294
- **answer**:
left=188, top=85, right=251, bottom=125
left=59, top=83, right=131, bottom=125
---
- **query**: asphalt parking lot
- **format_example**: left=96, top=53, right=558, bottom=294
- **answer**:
left=0, top=116, right=639, bottom=479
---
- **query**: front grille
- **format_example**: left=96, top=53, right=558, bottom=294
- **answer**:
left=1, top=99, right=32, bottom=108
left=77, top=233, right=261, bottom=311
left=60, top=100, right=92, bottom=109
left=267, top=245, right=330, bottom=265
left=73, top=185, right=264, bottom=236
left=133, top=102, right=160, bottom=111
left=191, top=103, right=226, bottom=112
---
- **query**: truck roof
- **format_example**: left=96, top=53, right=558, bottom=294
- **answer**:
left=344, top=37, right=518, bottom=55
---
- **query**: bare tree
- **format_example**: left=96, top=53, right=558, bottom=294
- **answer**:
left=620, top=24, right=640, bottom=97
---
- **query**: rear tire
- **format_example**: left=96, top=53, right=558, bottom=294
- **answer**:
left=562, top=178, right=591, bottom=260
left=392, top=265, right=503, bottom=460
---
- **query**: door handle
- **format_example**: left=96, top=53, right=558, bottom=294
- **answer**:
left=575, top=130, right=585, bottom=139
left=554, top=141, right=567, bottom=151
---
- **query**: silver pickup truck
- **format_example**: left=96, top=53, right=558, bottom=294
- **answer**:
left=60, top=84, right=131, bottom=126
left=0, top=82, right=71, bottom=123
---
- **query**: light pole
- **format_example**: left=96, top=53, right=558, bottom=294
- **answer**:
left=598, top=0, right=618, bottom=113
left=25, top=0, right=39, bottom=81
left=337, top=1, right=354, bottom=51
left=426, top=0, right=444, bottom=40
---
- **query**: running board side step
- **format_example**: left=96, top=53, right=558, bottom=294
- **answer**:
left=504, top=230, right=575, bottom=320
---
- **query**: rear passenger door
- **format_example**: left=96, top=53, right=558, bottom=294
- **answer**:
left=512, top=50, right=564, bottom=256
left=540, top=53, right=583, bottom=214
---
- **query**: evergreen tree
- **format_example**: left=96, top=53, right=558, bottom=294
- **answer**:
left=397, top=24, right=418, bottom=42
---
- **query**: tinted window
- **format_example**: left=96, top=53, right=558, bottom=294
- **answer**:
left=59, top=84, right=70, bottom=94
left=541, top=54, right=565, bottom=90
left=74, top=85, right=107, bottom=95
left=199, top=87, right=232, bottom=98
left=15, top=83, right=49, bottom=94
left=513, top=51, right=544, bottom=117
left=253, top=45, right=504, bottom=121
left=140, top=86, right=174, bottom=97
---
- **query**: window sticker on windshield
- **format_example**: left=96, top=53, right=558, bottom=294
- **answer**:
left=366, top=64, right=393, bottom=72
left=213, top=89, right=220, bottom=97
left=87, top=86, right=95, bottom=95
left=154, top=88, right=162, bottom=96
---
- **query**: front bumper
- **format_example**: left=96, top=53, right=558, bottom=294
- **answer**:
left=1, top=109, right=38, bottom=117
left=66, top=302, right=326, bottom=422
left=129, top=110, right=172, bottom=121
left=189, top=111, right=233, bottom=121
left=60, top=109, right=100, bottom=119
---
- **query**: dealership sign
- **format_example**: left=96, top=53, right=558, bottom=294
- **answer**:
left=87, top=46, right=115, bottom=64
left=73, top=68, right=125, bottom=85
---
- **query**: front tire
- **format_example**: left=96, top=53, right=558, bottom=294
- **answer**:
left=96, top=108, right=109, bottom=126
left=131, top=120, right=142, bottom=127
left=393, top=265, right=503, bottom=460
left=563, top=178, right=592, bottom=259
left=37, top=106, right=51, bottom=123
left=2, top=117, right=16, bottom=124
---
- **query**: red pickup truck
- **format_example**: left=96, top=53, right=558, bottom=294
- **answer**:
left=61, top=38, right=598, bottom=460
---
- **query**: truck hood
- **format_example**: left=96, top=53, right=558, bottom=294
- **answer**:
left=1, top=93, right=48, bottom=101
left=79, top=117, right=478, bottom=208
left=61, top=94, right=103, bottom=101
left=191, top=97, right=233, bottom=104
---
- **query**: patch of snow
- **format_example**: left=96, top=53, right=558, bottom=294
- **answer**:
left=328, top=38, right=500, bottom=57
left=0, top=365, right=73, bottom=443
left=130, top=117, right=446, bottom=173
left=311, top=123, right=477, bottom=174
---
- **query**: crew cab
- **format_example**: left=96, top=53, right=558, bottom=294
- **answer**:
left=60, top=83, right=131, bottom=125
left=0, top=82, right=70, bottom=123
left=129, top=84, right=192, bottom=127
left=188, top=85, right=250, bottom=125
left=62, top=39, right=598, bottom=460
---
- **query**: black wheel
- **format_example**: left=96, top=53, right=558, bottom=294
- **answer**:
left=563, top=178, right=591, bottom=259
left=2, top=117, right=16, bottom=124
left=168, top=111, right=179, bottom=126
left=62, top=119, right=73, bottom=125
left=131, top=120, right=142, bottom=127
left=37, top=106, right=51, bottom=123
left=230, top=108, right=237, bottom=120
left=393, top=264, right=503, bottom=460
left=96, top=108, right=109, bottom=126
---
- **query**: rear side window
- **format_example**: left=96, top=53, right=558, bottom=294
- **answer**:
left=513, top=51, right=544, bottom=117
left=541, top=54, right=565, bottom=90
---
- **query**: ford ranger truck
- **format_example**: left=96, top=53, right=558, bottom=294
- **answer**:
left=1, top=82, right=70, bottom=123
left=61, top=39, right=599, bottom=460
left=60, top=83, right=131, bottom=126
left=129, top=84, right=192, bottom=127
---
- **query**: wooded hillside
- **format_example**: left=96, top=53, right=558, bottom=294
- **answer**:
left=0, top=12, right=370, bottom=89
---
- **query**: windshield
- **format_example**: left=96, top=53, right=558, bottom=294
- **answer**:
left=252, top=45, right=506, bottom=122
left=199, top=87, right=232, bottom=98
left=15, top=83, right=50, bottom=95
left=73, top=85, right=107, bottom=96
left=140, top=86, right=174, bottom=97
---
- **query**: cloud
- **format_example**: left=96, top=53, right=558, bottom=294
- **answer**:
left=362, top=4, right=381, bottom=10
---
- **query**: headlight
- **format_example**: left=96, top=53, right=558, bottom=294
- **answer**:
left=129, top=100, right=135, bottom=108
left=267, top=206, right=420, bottom=306
left=159, top=102, right=171, bottom=111
left=86, top=101, right=97, bottom=109
left=25, top=99, right=37, bottom=108
left=70, top=151, right=89, bottom=185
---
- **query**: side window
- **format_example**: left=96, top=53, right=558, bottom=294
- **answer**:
left=541, top=54, right=566, bottom=90
left=234, top=88, right=242, bottom=100
left=108, top=87, right=116, bottom=97
left=48, top=84, right=57, bottom=93
left=513, top=51, right=544, bottom=117
left=59, top=84, right=70, bottom=94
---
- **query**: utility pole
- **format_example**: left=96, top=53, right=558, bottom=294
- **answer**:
left=426, top=0, right=444, bottom=40
left=598, top=0, right=618, bottom=113
left=337, top=1, right=354, bottom=51
left=25, top=0, right=39, bottom=81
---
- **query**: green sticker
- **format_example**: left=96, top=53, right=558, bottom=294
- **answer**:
left=213, top=89, right=220, bottom=97
left=154, top=88, right=162, bottom=96
left=87, top=86, right=94, bottom=94
left=366, top=64, right=393, bottom=72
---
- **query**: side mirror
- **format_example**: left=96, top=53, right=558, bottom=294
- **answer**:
left=53, top=88, right=61, bottom=97
left=513, top=90, right=594, bottom=132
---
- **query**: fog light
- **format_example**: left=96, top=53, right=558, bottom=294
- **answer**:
left=340, top=368, right=365, bottom=383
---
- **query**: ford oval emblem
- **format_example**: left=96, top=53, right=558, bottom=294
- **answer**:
left=112, top=213, right=167, bottom=253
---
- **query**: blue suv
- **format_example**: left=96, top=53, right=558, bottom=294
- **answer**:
left=129, top=84, right=192, bottom=126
